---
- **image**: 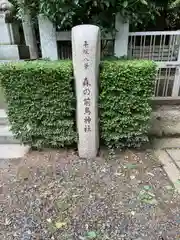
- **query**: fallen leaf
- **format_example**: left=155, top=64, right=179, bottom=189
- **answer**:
left=143, top=185, right=152, bottom=191
left=86, top=231, right=97, bottom=239
left=124, top=163, right=137, bottom=169
left=139, top=190, right=146, bottom=196
left=147, top=192, right=155, bottom=197
left=142, top=198, right=158, bottom=205
left=138, top=189, right=156, bottom=203
left=55, top=221, right=67, bottom=229
left=175, top=179, right=180, bottom=184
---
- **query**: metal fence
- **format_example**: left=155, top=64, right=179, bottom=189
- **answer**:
left=56, top=31, right=114, bottom=59
left=128, top=31, right=180, bottom=99
left=56, top=30, right=180, bottom=100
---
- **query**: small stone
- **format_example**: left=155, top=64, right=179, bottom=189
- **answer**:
left=114, top=172, right=122, bottom=176
left=85, top=223, right=89, bottom=230
left=131, top=211, right=135, bottom=216
left=47, top=218, right=52, bottom=223
left=101, top=168, right=106, bottom=173
left=27, top=230, right=32, bottom=234
left=86, top=231, right=97, bottom=239
left=120, top=234, right=125, bottom=237
left=147, top=172, right=154, bottom=177
left=130, top=175, right=135, bottom=180
left=13, top=232, right=18, bottom=237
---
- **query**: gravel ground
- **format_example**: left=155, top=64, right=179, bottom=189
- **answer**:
left=0, top=149, right=180, bottom=240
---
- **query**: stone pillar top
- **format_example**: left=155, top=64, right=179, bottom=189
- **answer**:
left=0, top=0, right=14, bottom=20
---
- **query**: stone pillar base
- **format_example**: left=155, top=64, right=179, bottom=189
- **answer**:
left=0, top=45, right=30, bottom=60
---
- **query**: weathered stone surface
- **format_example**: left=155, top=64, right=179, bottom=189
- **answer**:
left=38, top=14, right=58, bottom=60
left=152, top=138, right=180, bottom=149
left=150, top=105, right=180, bottom=137
left=155, top=149, right=180, bottom=194
left=0, top=4, right=29, bottom=60
left=72, top=25, right=100, bottom=158
left=0, top=45, right=29, bottom=60
left=22, top=9, right=38, bottom=59
left=114, top=14, right=129, bottom=57
left=0, top=44, right=19, bottom=59
left=166, top=149, right=180, bottom=162
left=166, top=148, right=180, bottom=171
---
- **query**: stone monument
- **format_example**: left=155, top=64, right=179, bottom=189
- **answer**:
left=72, top=25, right=100, bottom=159
left=0, top=0, right=29, bottom=60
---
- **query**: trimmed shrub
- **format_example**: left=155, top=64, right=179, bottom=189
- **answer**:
left=0, top=61, right=76, bottom=148
left=100, top=60, right=156, bottom=148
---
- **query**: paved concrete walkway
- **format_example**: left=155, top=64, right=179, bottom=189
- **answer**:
left=0, top=144, right=30, bottom=159
left=0, top=109, right=30, bottom=159
left=155, top=140, right=180, bottom=194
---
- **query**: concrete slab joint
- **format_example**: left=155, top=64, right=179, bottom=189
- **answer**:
left=155, top=148, right=180, bottom=194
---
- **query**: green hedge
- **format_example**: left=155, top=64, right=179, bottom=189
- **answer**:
left=100, top=60, right=156, bottom=148
left=0, top=61, right=76, bottom=148
left=0, top=59, right=156, bottom=149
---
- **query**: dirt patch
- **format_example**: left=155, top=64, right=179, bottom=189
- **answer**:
left=0, top=149, right=180, bottom=240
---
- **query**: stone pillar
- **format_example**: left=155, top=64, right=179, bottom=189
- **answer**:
left=0, top=13, right=12, bottom=44
left=114, top=14, right=129, bottom=57
left=0, top=0, right=13, bottom=44
left=0, top=14, right=20, bottom=45
left=72, top=25, right=100, bottom=159
left=0, top=0, right=29, bottom=60
left=38, top=14, right=58, bottom=60
left=22, top=9, right=38, bottom=59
